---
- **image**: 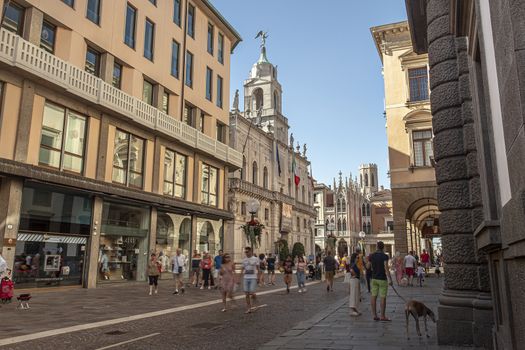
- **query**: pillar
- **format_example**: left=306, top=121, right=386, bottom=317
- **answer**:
left=86, top=196, right=102, bottom=288
left=0, top=178, right=23, bottom=271
left=426, top=1, right=493, bottom=348
left=100, top=53, right=115, bottom=85
left=14, top=80, right=36, bottom=163
left=23, top=6, right=43, bottom=45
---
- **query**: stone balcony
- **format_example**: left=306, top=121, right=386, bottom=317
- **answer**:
left=0, top=29, right=242, bottom=169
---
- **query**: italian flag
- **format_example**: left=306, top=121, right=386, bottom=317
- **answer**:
left=292, top=153, right=300, bottom=187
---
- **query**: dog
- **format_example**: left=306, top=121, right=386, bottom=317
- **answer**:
left=405, top=300, right=436, bottom=340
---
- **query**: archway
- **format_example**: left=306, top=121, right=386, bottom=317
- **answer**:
left=199, top=221, right=215, bottom=253
left=253, top=88, right=264, bottom=111
left=179, top=218, right=191, bottom=255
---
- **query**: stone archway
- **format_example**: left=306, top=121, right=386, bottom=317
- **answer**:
left=199, top=221, right=215, bottom=253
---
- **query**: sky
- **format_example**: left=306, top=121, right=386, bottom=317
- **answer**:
left=212, top=0, right=408, bottom=189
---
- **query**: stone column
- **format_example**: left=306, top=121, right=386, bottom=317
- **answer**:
left=99, top=53, right=115, bottom=85
left=14, top=80, right=36, bottom=163
left=0, top=178, right=23, bottom=271
left=426, top=0, right=493, bottom=348
left=23, top=6, right=43, bottom=45
left=86, top=196, right=103, bottom=288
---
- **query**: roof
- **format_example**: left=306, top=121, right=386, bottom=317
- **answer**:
left=202, top=0, right=242, bottom=52
left=370, top=20, right=410, bottom=63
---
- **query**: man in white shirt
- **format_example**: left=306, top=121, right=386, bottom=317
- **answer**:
left=403, top=251, right=417, bottom=287
left=241, top=246, right=259, bottom=314
left=172, top=249, right=187, bottom=295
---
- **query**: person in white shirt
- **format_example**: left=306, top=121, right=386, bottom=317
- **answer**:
left=416, top=263, right=425, bottom=287
left=241, top=246, right=259, bottom=314
left=171, top=249, right=187, bottom=295
left=403, top=251, right=417, bottom=287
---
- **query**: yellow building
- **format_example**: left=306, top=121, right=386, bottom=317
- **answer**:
left=371, top=21, right=439, bottom=255
left=0, top=0, right=242, bottom=288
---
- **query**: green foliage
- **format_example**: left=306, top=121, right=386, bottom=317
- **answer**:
left=276, top=239, right=289, bottom=262
left=292, top=242, right=305, bottom=259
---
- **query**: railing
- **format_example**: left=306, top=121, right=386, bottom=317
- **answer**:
left=0, top=28, right=242, bottom=168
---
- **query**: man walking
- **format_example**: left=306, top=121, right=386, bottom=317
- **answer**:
left=404, top=251, right=417, bottom=286
left=266, top=253, right=276, bottom=285
left=172, top=248, right=186, bottom=295
left=213, top=250, right=223, bottom=289
left=367, top=241, right=393, bottom=322
left=323, top=251, right=336, bottom=292
left=241, top=246, right=259, bottom=314
left=420, top=249, right=430, bottom=274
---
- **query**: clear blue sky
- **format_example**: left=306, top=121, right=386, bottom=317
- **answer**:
left=212, top=0, right=407, bottom=189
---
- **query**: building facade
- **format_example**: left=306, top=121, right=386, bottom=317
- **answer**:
left=0, top=0, right=242, bottom=288
left=361, top=188, right=394, bottom=256
left=406, top=0, right=525, bottom=349
left=371, top=21, right=440, bottom=257
left=226, top=40, right=315, bottom=262
left=313, top=181, right=329, bottom=252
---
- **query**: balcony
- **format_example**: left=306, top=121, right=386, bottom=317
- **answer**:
left=0, top=29, right=242, bottom=169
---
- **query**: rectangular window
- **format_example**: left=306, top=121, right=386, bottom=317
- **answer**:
left=184, top=104, right=194, bottom=127
left=201, top=164, right=218, bottom=206
left=216, top=122, right=225, bottom=143
left=2, top=2, right=24, bottom=35
left=124, top=3, right=136, bottom=48
left=205, top=67, right=213, bottom=101
left=207, top=23, right=214, bottom=55
left=264, top=208, right=269, bottom=221
left=39, top=102, right=86, bottom=173
left=162, top=92, right=169, bottom=114
left=112, top=129, right=144, bottom=188
left=216, top=75, right=223, bottom=108
left=112, top=62, right=122, bottom=89
left=40, top=21, right=56, bottom=54
left=413, top=129, right=434, bottom=167
left=187, top=4, right=195, bottom=38
left=408, top=67, right=429, bottom=102
left=85, top=47, right=100, bottom=77
left=218, top=33, right=224, bottom=64
left=142, top=80, right=154, bottom=106
left=173, top=0, right=181, bottom=26
left=185, top=51, right=193, bottom=87
left=86, top=0, right=101, bottom=25
left=163, top=149, right=187, bottom=199
left=63, top=0, right=75, bottom=7
left=144, top=19, right=155, bottom=61
left=241, top=202, right=246, bottom=215
left=171, top=40, right=180, bottom=78
left=297, top=217, right=300, bottom=230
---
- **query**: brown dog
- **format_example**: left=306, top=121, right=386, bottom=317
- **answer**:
left=405, top=300, right=436, bottom=339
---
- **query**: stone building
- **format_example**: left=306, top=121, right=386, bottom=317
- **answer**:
left=0, top=0, right=242, bottom=288
left=406, top=1, right=525, bottom=349
left=361, top=188, right=395, bottom=256
left=313, top=181, right=330, bottom=252
left=226, top=39, right=315, bottom=262
left=371, top=21, right=440, bottom=257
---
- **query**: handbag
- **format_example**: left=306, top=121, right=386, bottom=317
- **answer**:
left=178, top=266, right=183, bottom=274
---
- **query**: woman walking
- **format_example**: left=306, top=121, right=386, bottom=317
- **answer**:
left=190, top=250, right=202, bottom=287
left=296, top=256, right=307, bottom=293
left=219, top=253, right=236, bottom=311
left=348, top=256, right=362, bottom=316
left=147, top=253, right=161, bottom=295
left=258, top=253, right=267, bottom=286
left=200, top=252, right=213, bottom=290
left=282, top=255, right=294, bottom=294
left=394, top=251, right=404, bottom=286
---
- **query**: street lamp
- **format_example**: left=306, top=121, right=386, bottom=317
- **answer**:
left=246, top=198, right=260, bottom=221
left=358, top=231, right=366, bottom=255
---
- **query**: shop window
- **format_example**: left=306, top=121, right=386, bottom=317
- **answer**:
left=85, top=46, right=100, bottom=77
left=413, top=129, right=433, bottom=167
left=155, top=213, right=191, bottom=278
left=201, top=163, right=218, bottom=206
left=39, top=102, right=87, bottom=173
left=112, top=129, right=145, bottom=188
left=40, top=21, right=56, bottom=54
left=163, top=149, right=186, bottom=199
left=2, top=2, right=24, bottom=35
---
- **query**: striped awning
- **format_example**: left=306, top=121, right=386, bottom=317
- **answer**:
left=17, top=233, right=87, bottom=244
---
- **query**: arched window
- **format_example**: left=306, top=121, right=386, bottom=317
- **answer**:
left=371, top=173, right=375, bottom=187
left=253, top=88, right=263, bottom=111
left=273, top=91, right=279, bottom=111
left=366, top=222, right=371, bottom=234
left=342, top=218, right=347, bottom=231
left=341, top=199, right=346, bottom=211
left=362, top=203, right=366, bottom=216
left=365, top=173, right=369, bottom=187
left=241, top=156, right=247, bottom=180
left=337, top=218, right=342, bottom=231
left=366, top=204, right=371, bottom=216
left=263, top=167, right=268, bottom=189
left=252, top=161, right=258, bottom=185
left=363, top=223, right=367, bottom=232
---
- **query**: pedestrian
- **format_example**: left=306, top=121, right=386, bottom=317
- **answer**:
left=348, top=254, right=362, bottom=316
left=258, top=253, right=267, bottom=286
left=323, top=250, right=336, bottom=292
left=266, top=253, right=276, bottom=285
left=404, top=251, right=417, bottom=287
left=241, top=246, right=259, bottom=314
left=213, top=250, right=223, bottom=289
left=171, top=248, right=186, bottom=295
left=200, top=252, right=213, bottom=290
left=364, top=254, right=372, bottom=293
left=147, top=253, right=161, bottom=296
left=367, top=241, right=393, bottom=322
left=420, top=249, right=430, bottom=274
left=219, top=253, right=236, bottom=312
left=416, top=263, right=425, bottom=287
left=190, top=250, right=201, bottom=287
left=282, top=255, right=294, bottom=293
left=393, top=251, right=404, bottom=286
left=296, top=256, right=307, bottom=293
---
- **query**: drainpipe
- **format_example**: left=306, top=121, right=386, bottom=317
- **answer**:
left=179, top=0, right=189, bottom=123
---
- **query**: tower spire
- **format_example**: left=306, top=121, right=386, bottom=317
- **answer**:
left=255, top=30, right=270, bottom=63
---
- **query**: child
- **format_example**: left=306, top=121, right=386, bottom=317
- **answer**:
left=416, top=263, right=425, bottom=287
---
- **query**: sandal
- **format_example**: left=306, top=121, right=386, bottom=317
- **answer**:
left=373, top=317, right=380, bottom=321
left=380, top=317, right=392, bottom=322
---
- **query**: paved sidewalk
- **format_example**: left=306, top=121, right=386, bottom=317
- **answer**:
left=259, top=275, right=483, bottom=350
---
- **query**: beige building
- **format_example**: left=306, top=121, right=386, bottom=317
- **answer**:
left=0, top=0, right=242, bottom=288
left=227, top=41, right=315, bottom=262
left=371, top=21, right=439, bottom=256
left=361, top=188, right=394, bottom=255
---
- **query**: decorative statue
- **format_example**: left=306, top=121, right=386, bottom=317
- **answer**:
left=296, top=142, right=300, bottom=153
left=232, top=89, right=239, bottom=111
left=289, top=133, right=294, bottom=149
left=325, top=234, right=337, bottom=254
left=255, top=30, right=269, bottom=49
left=303, top=143, right=307, bottom=157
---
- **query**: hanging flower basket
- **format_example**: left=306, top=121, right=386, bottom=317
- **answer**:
left=240, top=219, right=265, bottom=248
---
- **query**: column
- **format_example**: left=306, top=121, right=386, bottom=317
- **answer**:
left=0, top=178, right=23, bottom=271
left=149, top=207, right=157, bottom=255
left=86, top=196, right=102, bottom=288
left=426, top=1, right=493, bottom=348
left=100, top=53, right=115, bottom=85
left=23, top=6, right=43, bottom=45
left=14, top=80, right=36, bottom=162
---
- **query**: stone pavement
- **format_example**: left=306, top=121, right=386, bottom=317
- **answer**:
left=259, top=275, right=484, bottom=350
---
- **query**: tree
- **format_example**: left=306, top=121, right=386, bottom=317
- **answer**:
left=292, top=242, right=305, bottom=260
left=276, top=239, right=289, bottom=263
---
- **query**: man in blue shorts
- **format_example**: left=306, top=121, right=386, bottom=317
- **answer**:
left=241, top=246, right=260, bottom=314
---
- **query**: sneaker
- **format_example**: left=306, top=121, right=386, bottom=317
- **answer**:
left=173, top=290, right=179, bottom=295
left=200, top=286, right=204, bottom=290
left=208, top=286, right=211, bottom=290
left=298, top=289, right=302, bottom=293
left=154, top=290, right=158, bottom=294
left=149, top=291, right=152, bottom=296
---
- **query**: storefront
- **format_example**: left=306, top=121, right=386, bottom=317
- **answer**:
left=14, top=182, right=91, bottom=288
left=99, top=201, right=149, bottom=283
left=155, top=212, right=191, bottom=279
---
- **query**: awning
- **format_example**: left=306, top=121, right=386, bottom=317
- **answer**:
left=18, top=233, right=88, bottom=244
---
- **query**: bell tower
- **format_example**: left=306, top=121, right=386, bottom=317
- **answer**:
left=359, top=164, right=378, bottom=197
